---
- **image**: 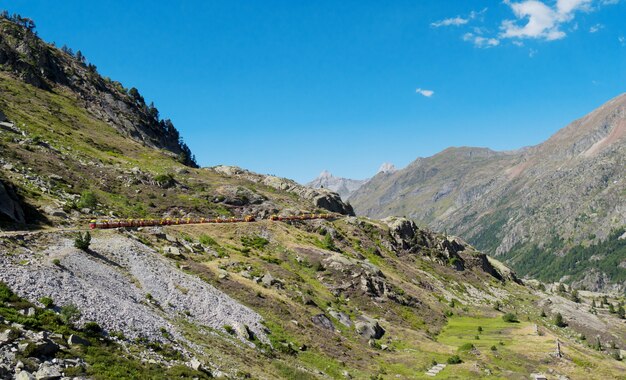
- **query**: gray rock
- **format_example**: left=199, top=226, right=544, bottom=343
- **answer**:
left=0, top=329, right=19, bottom=346
left=164, top=246, right=181, bottom=257
left=311, top=314, right=335, bottom=330
left=42, top=206, right=68, bottom=219
left=355, top=316, right=385, bottom=340
left=34, top=361, right=62, bottom=379
left=232, top=322, right=253, bottom=341
left=261, top=273, right=276, bottom=287
left=189, top=357, right=203, bottom=371
left=67, top=334, right=90, bottom=346
left=217, top=269, right=229, bottom=280
left=328, top=310, right=353, bottom=327
left=15, top=371, right=35, bottom=380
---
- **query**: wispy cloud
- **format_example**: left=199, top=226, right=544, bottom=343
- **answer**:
left=619, top=36, right=626, bottom=46
left=499, top=0, right=593, bottom=41
left=589, top=23, right=604, bottom=32
left=432, top=16, right=469, bottom=28
left=415, top=88, right=434, bottom=97
left=431, top=8, right=487, bottom=28
left=463, top=33, right=500, bottom=48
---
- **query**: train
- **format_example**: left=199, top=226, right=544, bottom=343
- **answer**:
left=89, top=213, right=333, bottom=229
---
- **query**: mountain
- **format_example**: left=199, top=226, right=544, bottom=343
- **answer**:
left=349, top=94, right=626, bottom=292
left=1, top=14, right=625, bottom=379
left=306, top=163, right=396, bottom=200
left=306, top=170, right=369, bottom=199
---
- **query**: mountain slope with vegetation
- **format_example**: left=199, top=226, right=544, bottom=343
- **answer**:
left=0, top=13, right=625, bottom=379
left=349, top=94, right=626, bottom=292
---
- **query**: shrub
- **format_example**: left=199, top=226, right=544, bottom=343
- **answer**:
left=154, top=173, right=175, bottom=188
left=447, top=355, right=462, bottom=364
left=0, top=282, right=17, bottom=302
left=502, top=313, right=519, bottom=323
left=554, top=312, right=567, bottom=327
left=74, top=232, right=91, bottom=251
left=77, top=191, right=97, bottom=209
left=83, top=321, right=102, bottom=336
left=490, top=345, right=497, bottom=351
left=224, top=325, right=235, bottom=335
left=52, top=258, right=61, bottom=266
left=458, top=343, right=475, bottom=352
left=477, top=326, right=483, bottom=333
left=241, top=236, right=269, bottom=250
left=39, top=297, right=54, bottom=308
left=60, top=304, right=81, bottom=325
left=321, top=233, right=337, bottom=251
left=199, top=234, right=218, bottom=247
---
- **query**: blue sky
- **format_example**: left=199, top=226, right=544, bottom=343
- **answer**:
left=3, top=1, right=625, bottom=182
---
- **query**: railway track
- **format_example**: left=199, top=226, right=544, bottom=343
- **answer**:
left=0, top=213, right=335, bottom=237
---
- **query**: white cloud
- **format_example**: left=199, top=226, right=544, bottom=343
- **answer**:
left=620, top=36, right=626, bottom=46
left=499, top=0, right=592, bottom=41
left=415, top=88, right=434, bottom=97
left=432, top=16, right=469, bottom=27
left=589, top=23, right=604, bottom=32
left=463, top=33, right=501, bottom=48
left=431, top=8, right=488, bottom=28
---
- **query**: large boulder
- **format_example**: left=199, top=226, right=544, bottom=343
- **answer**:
left=382, top=217, right=432, bottom=252
left=311, top=314, right=335, bottom=330
left=355, top=316, right=385, bottom=340
left=0, top=180, right=25, bottom=224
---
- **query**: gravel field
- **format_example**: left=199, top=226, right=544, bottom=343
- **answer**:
left=0, top=231, right=267, bottom=344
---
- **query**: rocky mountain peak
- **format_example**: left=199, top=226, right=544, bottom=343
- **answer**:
left=377, top=162, right=396, bottom=174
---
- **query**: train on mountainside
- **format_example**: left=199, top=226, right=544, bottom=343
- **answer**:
left=89, top=213, right=333, bottom=229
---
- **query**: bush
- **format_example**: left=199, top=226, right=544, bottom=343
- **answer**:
left=74, top=232, right=91, bottom=251
left=241, top=236, right=269, bottom=250
left=83, top=321, right=103, bottom=336
left=490, top=345, right=497, bottom=351
left=77, top=191, right=97, bottom=209
left=447, top=355, right=462, bottom=364
left=39, top=297, right=54, bottom=308
left=554, top=312, right=567, bottom=327
left=52, top=258, right=61, bottom=266
left=223, top=325, right=235, bottom=335
left=154, top=173, right=175, bottom=188
left=502, top=313, right=519, bottom=323
left=458, top=343, right=475, bottom=352
left=0, top=282, right=18, bottom=302
left=60, top=304, right=81, bottom=325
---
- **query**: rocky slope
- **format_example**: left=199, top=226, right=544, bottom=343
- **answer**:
left=349, top=94, right=626, bottom=292
left=0, top=14, right=625, bottom=379
left=0, top=15, right=195, bottom=166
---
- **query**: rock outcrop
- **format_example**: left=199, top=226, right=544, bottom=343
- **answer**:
left=211, top=166, right=355, bottom=216
left=0, top=179, right=25, bottom=224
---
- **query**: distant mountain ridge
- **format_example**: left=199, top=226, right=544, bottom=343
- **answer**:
left=306, top=162, right=396, bottom=199
left=349, top=93, right=626, bottom=292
